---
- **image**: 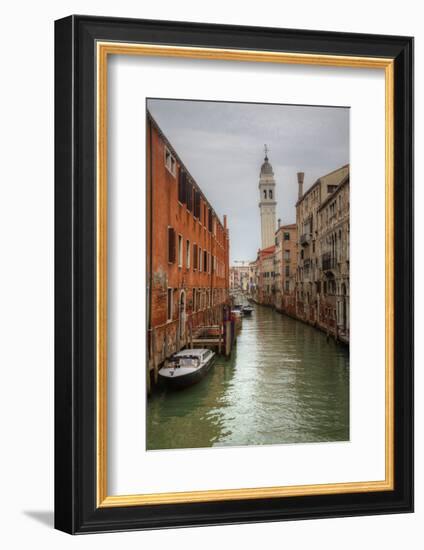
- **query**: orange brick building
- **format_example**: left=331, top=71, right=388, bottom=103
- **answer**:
left=147, top=112, right=230, bottom=382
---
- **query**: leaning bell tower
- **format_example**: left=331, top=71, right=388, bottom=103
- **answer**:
left=258, top=145, right=277, bottom=249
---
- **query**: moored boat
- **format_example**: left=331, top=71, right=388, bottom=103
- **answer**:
left=158, top=348, right=215, bottom=389
left=231, top=304, right=244, bottom=318
left=242, top=305, right=253, bottom=316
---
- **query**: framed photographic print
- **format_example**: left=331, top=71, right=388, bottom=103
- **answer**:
left=54, top=15, right=414, bottom=533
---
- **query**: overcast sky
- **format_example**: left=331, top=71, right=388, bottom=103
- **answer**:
left=147, top=99, right=349, bottom=263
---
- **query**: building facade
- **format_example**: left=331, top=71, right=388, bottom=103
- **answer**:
left=254, top=246, right=276, bottom=306
left=249, top=155, right=349, bottom=344
left=248, top=260, right=258, bottom=301
left=295, top=165, right=349, bottom=342
left=147, top=112, right=230, bottom=382
left=317, top=174, right=350, bottom=341
left=229, top=261, right=250, bottom=292
left=274, top=223, right=298, bottom=317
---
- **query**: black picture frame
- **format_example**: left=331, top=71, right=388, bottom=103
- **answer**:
left=55, top=15, right=414, bottom=534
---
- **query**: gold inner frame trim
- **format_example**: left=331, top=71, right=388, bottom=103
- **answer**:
left=96, top=41, right=395, bottom=508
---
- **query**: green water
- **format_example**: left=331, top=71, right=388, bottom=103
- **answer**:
left=147, top=306, right=349, bottom=450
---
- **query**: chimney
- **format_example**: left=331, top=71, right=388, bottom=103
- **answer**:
left=297, top=172, right=304, bottom=199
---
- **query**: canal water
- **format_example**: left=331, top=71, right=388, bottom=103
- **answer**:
left=146, top=305, right=349, bottom=450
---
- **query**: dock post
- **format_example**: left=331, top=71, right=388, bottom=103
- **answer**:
left=225, top=320, right=231, bottom=357
left=189, top=323, right=193, bottom=349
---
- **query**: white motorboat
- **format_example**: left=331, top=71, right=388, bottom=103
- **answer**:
left=158, top=348, right=215, bottom=389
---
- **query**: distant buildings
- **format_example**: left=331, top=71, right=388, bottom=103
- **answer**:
left=249, top=150, right=349, bottom=344
left=274, top=222, right=297, bottom=317
left=254, top=245, right=276, bottom=306
left=229, top=261, right=250, bottom=292
left=147, top=111, right=230, bottom=381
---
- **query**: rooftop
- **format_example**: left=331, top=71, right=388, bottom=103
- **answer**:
left=295, top=164, right=350, bottom=207
left=147, top=109, right=226, bottom=230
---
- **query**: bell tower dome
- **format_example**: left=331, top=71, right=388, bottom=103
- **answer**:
left=258, top=145, right=277, bottom=249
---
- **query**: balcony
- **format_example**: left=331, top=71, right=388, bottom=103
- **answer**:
left=300, top=233, right=311, bottom=246
left=322, top=253, right=335, bottom=271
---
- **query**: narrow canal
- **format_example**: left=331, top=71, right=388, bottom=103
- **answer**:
left=147, top=305, right=349, bottom=450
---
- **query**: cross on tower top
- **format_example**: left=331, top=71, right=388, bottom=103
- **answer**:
left=264, top=144, right=269, bottom=160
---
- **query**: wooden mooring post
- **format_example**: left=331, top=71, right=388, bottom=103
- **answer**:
left=225, top=320, right=232, bottom=357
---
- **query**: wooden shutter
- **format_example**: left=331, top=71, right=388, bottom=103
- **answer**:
left=208, top=209, right=213, bottom=232
left=186, top=181, right=193, bottom=212
left=168, top=227, right=176, bottom=263
left=178, top=170, right=187, bottom=203
left=194, top=190, right=201, bottom=218
left=193, top=244, right=198, bottom=269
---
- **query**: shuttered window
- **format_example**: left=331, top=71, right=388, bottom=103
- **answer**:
left=193, top=244, right=198, bottom=270
left=203, top=250, right=208, bottom=273
left=186, top=239, right=190, bottom=269
left=178, top=234, right=183, bottom=267
left=208, top=209, right=213, bottom=232
left=178, top=170, right=187, bottom=204
left=168, top=227, right=176, bottom=263
left=186, top=181, right=193, bottom=212
left=194, top=190, right=201, bottom=219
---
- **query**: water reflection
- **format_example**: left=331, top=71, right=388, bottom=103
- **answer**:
left=147, top=306, right=349, bottom=450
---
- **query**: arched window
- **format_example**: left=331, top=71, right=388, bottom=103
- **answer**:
left=269, top=190, right=273, bottom=199
left=263, top=190, right=267, bottom=199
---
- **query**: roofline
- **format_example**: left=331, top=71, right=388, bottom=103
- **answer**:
left=258, top=245, right=276, bottom=258
left=317, top=174, right=350, bottom=211
left=147, top=109, right=225, bottom=230
left=276, top=223, right=297, bottom=232
left=295, top=163, right=350, bottom=207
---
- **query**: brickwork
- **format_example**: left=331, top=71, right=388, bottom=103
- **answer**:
left=147, top=112, right=230, bottom=373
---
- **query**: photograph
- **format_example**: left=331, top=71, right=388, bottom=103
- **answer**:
left=146, top=98, right=350, bottom=450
